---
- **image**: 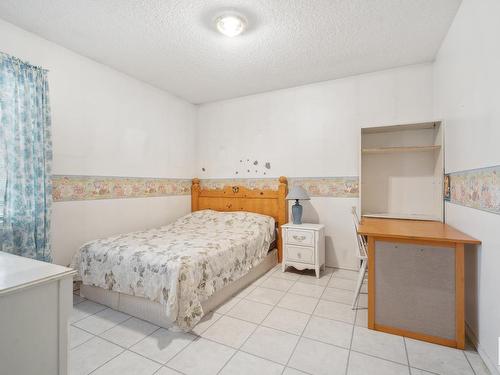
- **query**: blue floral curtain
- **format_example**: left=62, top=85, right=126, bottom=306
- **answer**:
left=0, top=52, right=53, bottom=262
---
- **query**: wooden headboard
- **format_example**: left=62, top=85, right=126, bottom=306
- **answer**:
left=191, top=177, right=288, bottom=262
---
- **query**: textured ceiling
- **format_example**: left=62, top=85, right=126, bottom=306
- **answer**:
left=0, top=0, right=461, bottom=104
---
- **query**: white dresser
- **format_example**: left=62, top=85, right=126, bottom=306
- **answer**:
left=281, top=223, right=325, bottom=278
left=0, top=252, right=75, bottom=375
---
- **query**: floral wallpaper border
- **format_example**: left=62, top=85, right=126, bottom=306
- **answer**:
left=290, top=177, right=359, bottom=198
left=201, top=177, right=359, bottom=198
left=53, top=175, right=361, bottom=202
left=449, top=165, right=499, bottom=215
left=52, top=175, right=191, bottom=202
left=52, top=167, right=499, bottom=213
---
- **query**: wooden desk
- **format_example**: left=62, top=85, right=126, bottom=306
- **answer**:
left=357, top=218, right=480, bottom=349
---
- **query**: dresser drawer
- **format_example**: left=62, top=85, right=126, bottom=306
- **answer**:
left=286, top=229, right=314, bottom=247
left=286, top=245, right=314, bottom=263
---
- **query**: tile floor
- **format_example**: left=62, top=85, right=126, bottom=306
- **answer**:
left=70, top=266, right=491, bottom=375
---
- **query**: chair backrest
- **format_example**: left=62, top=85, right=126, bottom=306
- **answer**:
left=351, top=207, right=367, bottom=260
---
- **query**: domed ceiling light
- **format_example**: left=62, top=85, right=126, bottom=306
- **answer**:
left=215, top=14, right=247, bottom=37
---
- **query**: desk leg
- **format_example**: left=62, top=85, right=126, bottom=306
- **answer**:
left=455, top=243, right=465, bottom=349
left=368, top=236, right=375, bottom=330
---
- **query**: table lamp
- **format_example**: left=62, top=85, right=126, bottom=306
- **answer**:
left=286, top=186, right=310, bottom=224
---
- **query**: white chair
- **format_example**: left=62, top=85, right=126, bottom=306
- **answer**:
left=351, top=207, right=368, bottom=309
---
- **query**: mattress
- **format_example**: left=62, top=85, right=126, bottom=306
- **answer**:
left=71, top=210, right=275, bottom=329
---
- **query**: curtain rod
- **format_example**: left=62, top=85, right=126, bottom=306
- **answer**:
left=0, top=50, right=50, bottom=72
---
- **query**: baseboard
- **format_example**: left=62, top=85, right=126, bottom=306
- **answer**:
left=466, top=321, right=500, bottom=375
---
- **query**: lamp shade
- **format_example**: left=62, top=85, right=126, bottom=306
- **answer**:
left=286, top=186, right=310, bottom=201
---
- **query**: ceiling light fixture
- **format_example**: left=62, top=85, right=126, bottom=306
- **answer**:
left=215, top=14, right=246, bottom=37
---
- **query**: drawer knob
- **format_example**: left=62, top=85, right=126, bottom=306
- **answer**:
left=297, top=252, right=302, bottom=258
left=293, top=235, right=306, bottom=241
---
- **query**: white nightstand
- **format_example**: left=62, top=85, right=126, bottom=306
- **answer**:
left=281, top=223, right=325, bottom=278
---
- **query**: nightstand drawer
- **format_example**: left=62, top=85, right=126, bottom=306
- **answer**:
left=286, top=245, right=314, bottom=263
left=286, top=229, right=314, bottom=247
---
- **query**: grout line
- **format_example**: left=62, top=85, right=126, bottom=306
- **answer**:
left=349, top=349, right=413, bottom=369
left=463, top=349, right=478, bottom=375
left=86, top=347, right=127, bottom=375
left=408, top=366, right=441, bottom=375
left=69, top=327, right=96, bottom=351
left=70, top=304, right=108, bottom=324
left=128, top=328, right=196, bottom=366
left=343, top=298, right=358, bottom=375
left=403, top=336, right=412, bottom=374
left=217, top=270, right=302, bottom=375
left=72, top=312, right=133, bottom=338
left=280, top=276, right=325, bottom=374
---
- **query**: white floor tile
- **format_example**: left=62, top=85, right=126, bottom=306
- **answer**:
left=298, top=269, right=333, bottom=286
left=261, top=276, right=295, bottom=291
left=202, top=315, right=257, bottom=348
left=70, top=326, right=94, bottom=349
left=250, top=275, right=269, bottom=287
left=272, top=269, right=302, bottom=281
left=241, top=326, right=299, bottom=364
left=73, top=294, right=86, bottom=305
left=410, top=368, right=437, bottom=375
left=191, top=312, right=222, bottom=336
left=154, top=367, right=183, bottom=375
left=262, top=266, right=280, bottom=279
left=328, top=277, right=358, bottom=291
left=219, top=351, right=284, bottom=375
left=313, top=300, right=356, bottom=324
left=92, top=350, right=161, bottom=375
left=288, top=337, right=349, bottom=375
left=278, top=293, right=319, bottom=314
left=70, top=336, right=123, bottom=375
left=464, top=351, right=491, bottom=375
left=354, top=308, right=367, bottom=327
left=283, top=368, right=310, bottom=375
left=405, top=338, right=474, bottom=375
left=321, top=287, right=355, bottom=305
left=167, top=338, right=235, bottom=375
left=213, top=296, right=241, bottom=314
left=331, top=268, right=358, bottom=280
left=73, top=308, right=130, bottom=335
left=351, top=326, right=407, bottom=365
left=235, top=284, right=257, bottom=298
left=130, top=328, right=195, bottom=364
left=347, top=351, right=409, bottom=375
left=246, top=287, right=285, bottom=305
left=70, top=300, right=108, bottom=323
left=303, top=316, right=353, bottom=349
left=357, top=294, right=368, bottom=308
left=100, top=317, right=159, bottom=348
left=262, top=307, right=310, bottom=335
left=226, top=299, right=273, bottom=324
left=288, top=282, right=325, bottom=298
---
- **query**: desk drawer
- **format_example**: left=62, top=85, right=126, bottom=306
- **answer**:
left=286, top=229, right=314, bottom=247
left=286, top=245, right=314, bottom=263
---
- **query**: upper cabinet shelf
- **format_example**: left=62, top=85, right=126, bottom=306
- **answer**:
left=360, top=120, right=444, bottom=222
left=362, top=145, right=441, bottom=154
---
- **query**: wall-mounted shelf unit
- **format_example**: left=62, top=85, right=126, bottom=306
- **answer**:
left=360, top=121, right=444, bottom=222
left=362, top=145, right=441, bottom=154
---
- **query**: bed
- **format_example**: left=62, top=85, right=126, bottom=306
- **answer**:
left=72, top=177, right=288, bottom=330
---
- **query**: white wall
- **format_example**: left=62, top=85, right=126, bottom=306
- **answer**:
left=196, top=64, right=434, bottom=269
left=433, top=0, right=500, bottom=372
left=0, top=19, right=197, bottom=266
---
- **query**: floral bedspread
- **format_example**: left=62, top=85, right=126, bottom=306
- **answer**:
left=71, top=210, right=275, bottom=330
